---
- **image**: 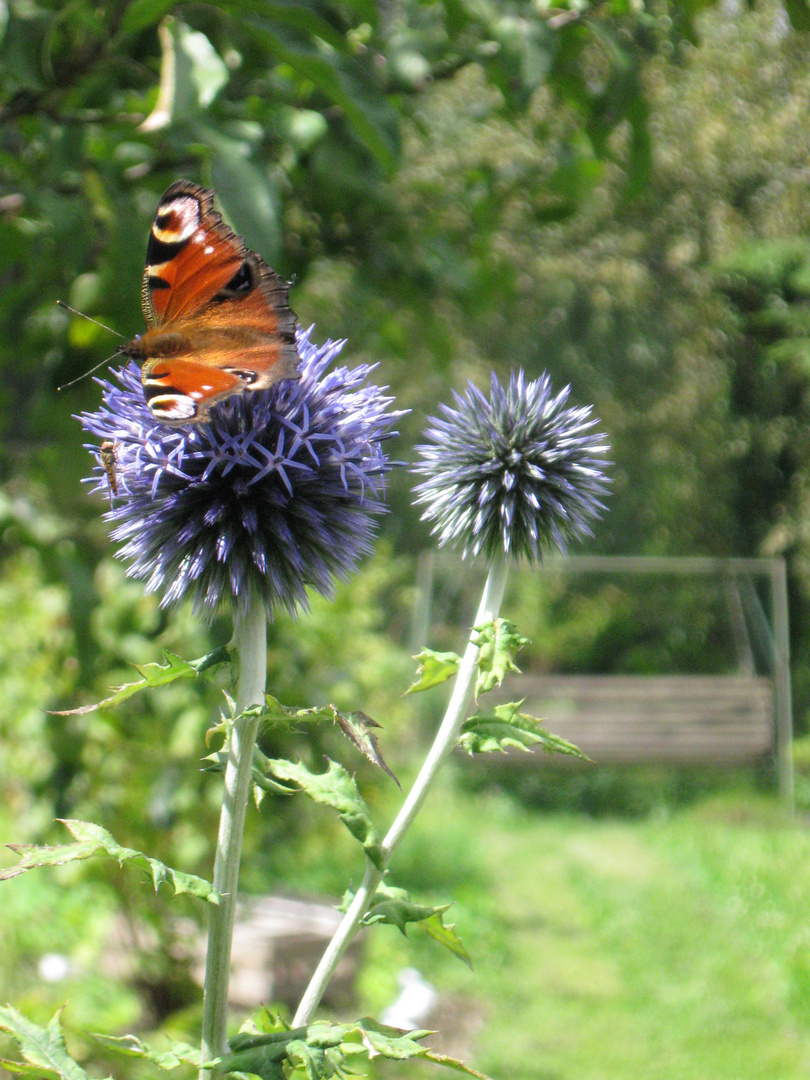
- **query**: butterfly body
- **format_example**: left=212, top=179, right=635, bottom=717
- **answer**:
left=119, top=180, right=299, bottom=425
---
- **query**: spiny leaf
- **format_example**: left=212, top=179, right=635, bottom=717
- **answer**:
left=1, top=820, right=220, bottom=902
left=0, top=1006, right=97, bottom=1080
left=354, top=1019, right=493, bottom=1078
left=345, top=883, right=471, bottom=967
left=334, top=708, right=399, bottom=785
left=354, top=882, right=449, bottom=931
left=203, top=737, right=298, bottom=799
left=229, top=1028, right=301, bottom=1053
left=459, top=702, right=588, bottom=760
left=252, top=747, right=302, bottom=796
left=219, top=1025, right=315, bottom=1079
left=406, top=648, right=460, bottom=694
left=207, top=701, right=391, bottom=814
left=258, top=697, right=397, bottom=782
left=262, top=759, right=384, bottom=870
left=351, top=1019, right=431, bottom=1060
left=219, top=1019, right=492, bottom=1079
left=225, top=1018, right=366, bottom=1075
left=215, top=1046, right=286, bottom=1079
left=53, top=646, right=230, bottom=715
left=205, top=695, right=262, bottom=748
left=304, top=1021, right=356, bottom=1050
left=473, top=619, right=529, bottom=697
left=286, top=1039, right=326, bottom=1080
left=258, top=693, right=320, bottom=729
left=421, top=1049, right=495, bottom=1079
left=421, top=911, right=473, bottom=969
left=90, top=1033, right=202, bottom=1070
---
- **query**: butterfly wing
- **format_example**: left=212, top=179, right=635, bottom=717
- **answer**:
left=127, top=180, right=299, bottom=425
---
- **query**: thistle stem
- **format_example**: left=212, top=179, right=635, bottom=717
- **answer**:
left=383, top=556, right=509, bottom=854
left=200, top=600, right=267, bottom=1078
left=292, top=555, right=510, bottom=1027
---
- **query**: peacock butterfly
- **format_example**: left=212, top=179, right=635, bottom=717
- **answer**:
left=118, top=180, right=299, bottom=425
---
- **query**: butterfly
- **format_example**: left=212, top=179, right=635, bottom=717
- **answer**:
left=118, top=180, right=299, bottom=425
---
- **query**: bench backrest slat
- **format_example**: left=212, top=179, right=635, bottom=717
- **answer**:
left=498, top=675, right=774, bottom=765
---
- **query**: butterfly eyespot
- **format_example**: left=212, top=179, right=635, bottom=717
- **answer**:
left=148, top=394, right=197, bottom=421
left=212, top=258, right=258, bottom=301
left=225, top=369, right=259, bottom=385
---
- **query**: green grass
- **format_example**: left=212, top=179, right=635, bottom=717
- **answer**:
left=359, top=781, right=810, bottom=1080
left=5, top=775, right=810, bottom=1080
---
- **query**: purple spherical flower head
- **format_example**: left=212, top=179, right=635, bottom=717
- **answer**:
left=412, top=370, right=610, bottom=562
left=80, top=328, right=402, bottom=619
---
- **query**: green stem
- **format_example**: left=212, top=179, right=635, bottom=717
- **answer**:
left=292, top=555, right=510, bottom=1027
left=199, top=600, right=267, bottom=1078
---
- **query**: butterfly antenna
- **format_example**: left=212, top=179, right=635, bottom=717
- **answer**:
left=57, top=351, right=122, bottom=391
left=56, top=299, right=125, bottom=340
left=56, top=300, right=127, bottom=391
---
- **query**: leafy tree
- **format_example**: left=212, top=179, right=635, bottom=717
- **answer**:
left=0, top=0, right=727, bottom=775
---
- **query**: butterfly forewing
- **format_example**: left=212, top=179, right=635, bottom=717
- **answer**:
left=142, top=184, right=244, bottom=325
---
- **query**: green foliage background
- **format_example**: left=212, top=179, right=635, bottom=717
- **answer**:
left=4, top=0, right=810, bottom=1074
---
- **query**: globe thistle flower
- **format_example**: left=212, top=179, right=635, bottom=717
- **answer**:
left=412, top=370, right=609, bottom=561
left=80, top=329, right=402, bottom=619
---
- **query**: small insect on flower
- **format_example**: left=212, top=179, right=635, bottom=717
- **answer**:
left=99, top=440, right=118, bottom=497
left=80, top=329, right=403, bottom=619
left=412, top=369, right=610, bottom=562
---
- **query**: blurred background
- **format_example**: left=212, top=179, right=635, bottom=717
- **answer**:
left=4, top=1, right=810, bottom=1077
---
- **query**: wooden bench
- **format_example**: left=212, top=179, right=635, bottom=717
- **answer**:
left=496, top=674, right=774, bottom=765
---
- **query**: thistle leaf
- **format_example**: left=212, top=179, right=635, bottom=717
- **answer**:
left=421, top=911, right=473, bottom=969
left=344, top=883, right=472, bottom=967
left=0, top=1007, right=98, bottom=1080
left=420, top=1049, right=495, bottom=1079
left=218, top=1018, right=494, bottom=1079
left=0, top=820, right=219, bottom=902
left=216, top=1047, right=286, bottom=1079
left=473, top=619, right=529, bottom=696
left=406, top=648, right=461, bottom=693
left=228, top=1028, right=300, bottom=1054
left=219, top=1023, right=334, bottom=1080
left=355, top=882, right=448, bottom=931
left=286, top=1039, right=326, bottom=1080
left=333, top=709, right=399, bottom=785
left=459, top=702, right=587, bottom=759
left=353, top=1019, right=431, bottom=1060
left=260, top=697, right=398, bottom=782
left=53, top=646, right=230, bottom=715
left=261, top=759, right=384, bottom=869
left=90, top=1033, right=202, bottom=1070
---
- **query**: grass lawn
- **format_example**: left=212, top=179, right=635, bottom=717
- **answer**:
left=5, top=771, right=810, bottom=1080
left=360, top=779, right=810, bottom=1080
